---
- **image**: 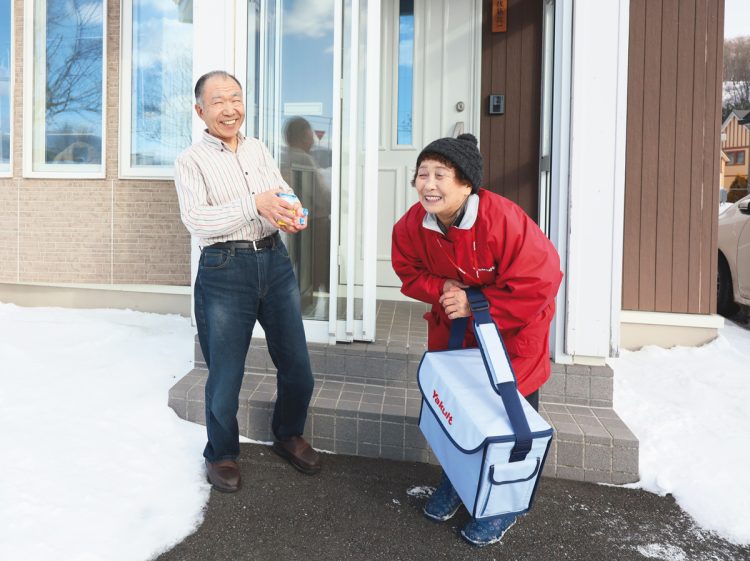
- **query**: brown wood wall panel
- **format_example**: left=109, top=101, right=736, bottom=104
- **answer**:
left=504, top=8, right=522, bottom=206
left=708, top=0, right=724, bottom=313
left=701, top=0, right=717, bottom=312
left=480, top=0, right=543, bottom=222
left=688, top=0, right=709, bottom=313
left=518, top=3, right=541, bottom=215
left=671, top=0, right=696, bottom=312
left=637, top=0, right=663, bottom=311
left=622, top=0, right=646, bottom=310
left=655, top=0, right=679, bottom=312
left=623, top=0, right=724, bottom=315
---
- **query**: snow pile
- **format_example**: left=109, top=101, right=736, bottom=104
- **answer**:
left=611, top=320, right=750, bottom=546
left=0, top=304, right=209, bottom=561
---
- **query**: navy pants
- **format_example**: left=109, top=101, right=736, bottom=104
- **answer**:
left=194, top=236, right=314, bottom=462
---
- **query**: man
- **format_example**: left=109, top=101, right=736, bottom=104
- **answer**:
left=174, top=70, right=321, bottom=493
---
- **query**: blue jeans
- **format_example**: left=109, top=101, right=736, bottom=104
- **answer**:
left=194, top=236, right=314, bottom=462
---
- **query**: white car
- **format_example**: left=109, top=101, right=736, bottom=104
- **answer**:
left=718, top=195, right=750, bottom=316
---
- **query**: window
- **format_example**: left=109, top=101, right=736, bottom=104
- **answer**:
left=396, top=0, right=414, bottom=145
left=0, top=0, right=12, bottom=175
left=727, top=150, right=746, bottom=166
left=252, top=0, right=335, bottom=320
left=120, top=0, right=193, bottom=178
left=24, top=0, right=106, bottom=177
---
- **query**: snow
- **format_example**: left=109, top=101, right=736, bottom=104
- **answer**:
left=406, top=485, right=435, bottom=498
left=636, top=543, right=688, bottom=561
left=610, top=319, right=750, bottom=546
left=0, top=304, right=209, bottom=561
left=1, top=302, right=749, bottom=560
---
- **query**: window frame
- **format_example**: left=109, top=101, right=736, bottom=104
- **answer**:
left=728, top=150, right=746, bottom=166
left=119, top=0, right=191, bottom=179
left=0, top=0, right=13, bottom=177
left=22, top=0, right=107, bottom=179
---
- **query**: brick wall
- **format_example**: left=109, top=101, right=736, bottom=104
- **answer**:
left=1, top=0, right=191, bottom=287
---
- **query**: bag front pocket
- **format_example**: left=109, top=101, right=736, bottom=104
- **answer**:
left=479, top=457, right=540, bottom=517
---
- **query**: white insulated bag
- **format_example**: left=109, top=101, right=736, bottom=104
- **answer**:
left=417, top=289, right=553, bottom=520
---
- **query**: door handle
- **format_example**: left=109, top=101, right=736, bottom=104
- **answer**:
left=453, top=122, right=465, bottom=137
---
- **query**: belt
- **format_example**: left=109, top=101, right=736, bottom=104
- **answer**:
left=206, top=232, right=279, bottom=251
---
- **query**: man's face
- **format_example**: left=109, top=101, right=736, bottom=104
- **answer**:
left=301, top=127, right=315, bottom=153
left=195, top=76, right=245, bottom=144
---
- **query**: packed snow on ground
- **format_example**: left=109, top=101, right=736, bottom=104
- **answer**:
left=0, top=303, right=209, bottom=561
left=610, top=318, right=750, bottom=546
left=406, top=485, right=435, bottom=498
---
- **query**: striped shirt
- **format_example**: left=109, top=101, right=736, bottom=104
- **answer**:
left=174, top=130, right=293, bottom=246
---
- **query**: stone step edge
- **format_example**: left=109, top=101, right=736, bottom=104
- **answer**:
left=169, top=369, right=639, bottom=485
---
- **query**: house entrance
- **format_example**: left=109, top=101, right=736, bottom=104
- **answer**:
left=374, top=0, right=483, bottom=293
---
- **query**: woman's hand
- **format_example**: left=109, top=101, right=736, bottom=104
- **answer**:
left=439, top=285, right=470, bottom=319
left=442, top=279, right=468, bottom=294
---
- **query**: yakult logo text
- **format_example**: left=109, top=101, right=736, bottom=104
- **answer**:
left=433, top=389, right=454, bottom=425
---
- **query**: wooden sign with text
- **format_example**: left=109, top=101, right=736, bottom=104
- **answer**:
left=492, top=0, right=507, bottom=33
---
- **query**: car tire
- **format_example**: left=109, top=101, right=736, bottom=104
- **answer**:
left=717, top=255, right=739, bottom=317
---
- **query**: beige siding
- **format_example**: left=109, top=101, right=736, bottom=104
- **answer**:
left=721, top=117, right=750, bottom=187
left=2, top=0, right=191, bottom=287
left=721, top=116, right=750, bottom=149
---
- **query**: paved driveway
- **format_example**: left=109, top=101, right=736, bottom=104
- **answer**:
left=157, top=444, right=748, bottom=561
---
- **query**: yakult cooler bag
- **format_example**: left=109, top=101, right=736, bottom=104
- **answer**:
left=417, top=288, right=553, bottom=520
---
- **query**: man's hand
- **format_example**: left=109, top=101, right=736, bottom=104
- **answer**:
left=255, top=190, right=308, bottom=234
left=439, top=285, right=470, bottom=319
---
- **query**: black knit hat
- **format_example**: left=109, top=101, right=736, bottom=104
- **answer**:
left=416, top=133, right=483, bottom=193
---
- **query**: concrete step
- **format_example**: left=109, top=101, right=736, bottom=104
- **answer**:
left=193, top=337, right=616, bottom=407
left=169, top=366, right=639, bottom=485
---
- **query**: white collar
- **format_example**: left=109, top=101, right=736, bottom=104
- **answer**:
left=422, top=194, right=479, bottom=233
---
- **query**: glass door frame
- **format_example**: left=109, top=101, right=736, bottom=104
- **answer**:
left=234, top=0, right=380, bottom=344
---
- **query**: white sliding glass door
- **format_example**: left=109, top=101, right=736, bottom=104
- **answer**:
left=237, top=0, right=379, bottom=343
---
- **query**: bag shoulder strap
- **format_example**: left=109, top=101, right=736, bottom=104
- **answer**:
left=448, top=287, right=533, bottom=462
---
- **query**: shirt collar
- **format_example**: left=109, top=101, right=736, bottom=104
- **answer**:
left=201, top=129, right=245, bottom=151
left=422, top=193, right=480, bottom=234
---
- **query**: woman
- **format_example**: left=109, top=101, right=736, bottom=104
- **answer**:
left=391, top=133, right=562, bottom=546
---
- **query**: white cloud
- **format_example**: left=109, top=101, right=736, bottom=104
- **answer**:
left=133, top=17, right=192, bottom=69
left=283, top=0, right=334, bottom=39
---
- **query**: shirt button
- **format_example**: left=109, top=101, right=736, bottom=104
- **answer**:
left=245, top=171, right=248, bottom=175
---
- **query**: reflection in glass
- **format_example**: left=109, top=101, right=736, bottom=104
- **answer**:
left=130, top=0, right=193, bottom=167
left=280, top=117, right=331, bottom=320
left=397, top=0, right=414, bottom=145
left=35, top=0, right=104, bottom=168
left=259, top=0, right=334, bottom=321
left=0, top=0, right=10, bottom=172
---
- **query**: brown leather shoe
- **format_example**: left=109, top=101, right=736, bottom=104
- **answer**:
left=205, top=459, right=241, bottom=493
left=271, top=436, right=321, bottom=475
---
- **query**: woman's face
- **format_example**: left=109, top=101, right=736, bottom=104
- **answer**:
left=414, top=159, right=472, bottom=224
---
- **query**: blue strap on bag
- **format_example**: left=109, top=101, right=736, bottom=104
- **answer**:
left=446, top=287, right=533, bottom=463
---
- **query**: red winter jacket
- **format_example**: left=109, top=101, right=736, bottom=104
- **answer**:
left=391, top=189, right=563, bottom=396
